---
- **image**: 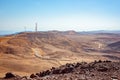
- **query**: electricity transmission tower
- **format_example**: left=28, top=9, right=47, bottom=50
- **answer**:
left=24, top=26, right=26, bottom=32
left=35, top=23, right=38, bottom=32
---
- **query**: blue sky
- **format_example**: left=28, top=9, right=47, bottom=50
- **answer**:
left=0, top=0, right=120, bottom=32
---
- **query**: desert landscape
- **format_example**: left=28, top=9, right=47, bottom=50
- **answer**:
left=0, top=31, right=120, bottom=80
left=0, top=0, right=120, bottom=79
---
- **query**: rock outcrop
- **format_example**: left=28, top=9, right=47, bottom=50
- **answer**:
left=1, top=60, right=120, bottom=80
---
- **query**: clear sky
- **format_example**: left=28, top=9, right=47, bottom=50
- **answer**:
left=0, top=0, right=120, bottom=32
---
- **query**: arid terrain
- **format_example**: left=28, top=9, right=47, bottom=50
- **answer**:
left=1, top=60, right=120, bottom=80
left=0, top=31, right=120, bottom=78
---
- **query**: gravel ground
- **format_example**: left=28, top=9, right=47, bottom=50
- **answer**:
left=1, top=60, right=120, bottom=80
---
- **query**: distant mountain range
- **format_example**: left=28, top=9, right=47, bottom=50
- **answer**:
left=0, top=30, right=120, bottom=36
left=0, top=31, right=16, bottom=36
left=79, top=30, right=120, bottom=34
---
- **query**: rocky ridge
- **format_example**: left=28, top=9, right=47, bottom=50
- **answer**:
left=1, top=60, right=120, bottom=80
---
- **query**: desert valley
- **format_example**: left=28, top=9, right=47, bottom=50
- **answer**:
left=0, top=31, right=120, bottom=80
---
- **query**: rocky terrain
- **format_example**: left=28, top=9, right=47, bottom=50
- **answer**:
left=0, top=31, right=120, bottom=77
left=0, top=60, right=120, bottom=80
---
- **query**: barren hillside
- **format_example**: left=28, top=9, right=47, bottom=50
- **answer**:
left=0, top=31, right=120, bottom=77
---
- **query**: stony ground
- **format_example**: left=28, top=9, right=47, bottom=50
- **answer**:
left=1, top=60, right=120, bottom=80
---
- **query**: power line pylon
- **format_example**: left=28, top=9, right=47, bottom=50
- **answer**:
left=35, top=23, right=37, bottom=32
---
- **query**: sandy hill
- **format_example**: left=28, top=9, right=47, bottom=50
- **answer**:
left=0, top=31, right=120, bottom=77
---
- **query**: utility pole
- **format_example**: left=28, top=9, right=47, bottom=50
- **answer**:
left=24, top=26, right=26, bottom=32
left=35, top=23, right=37, bottom=32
